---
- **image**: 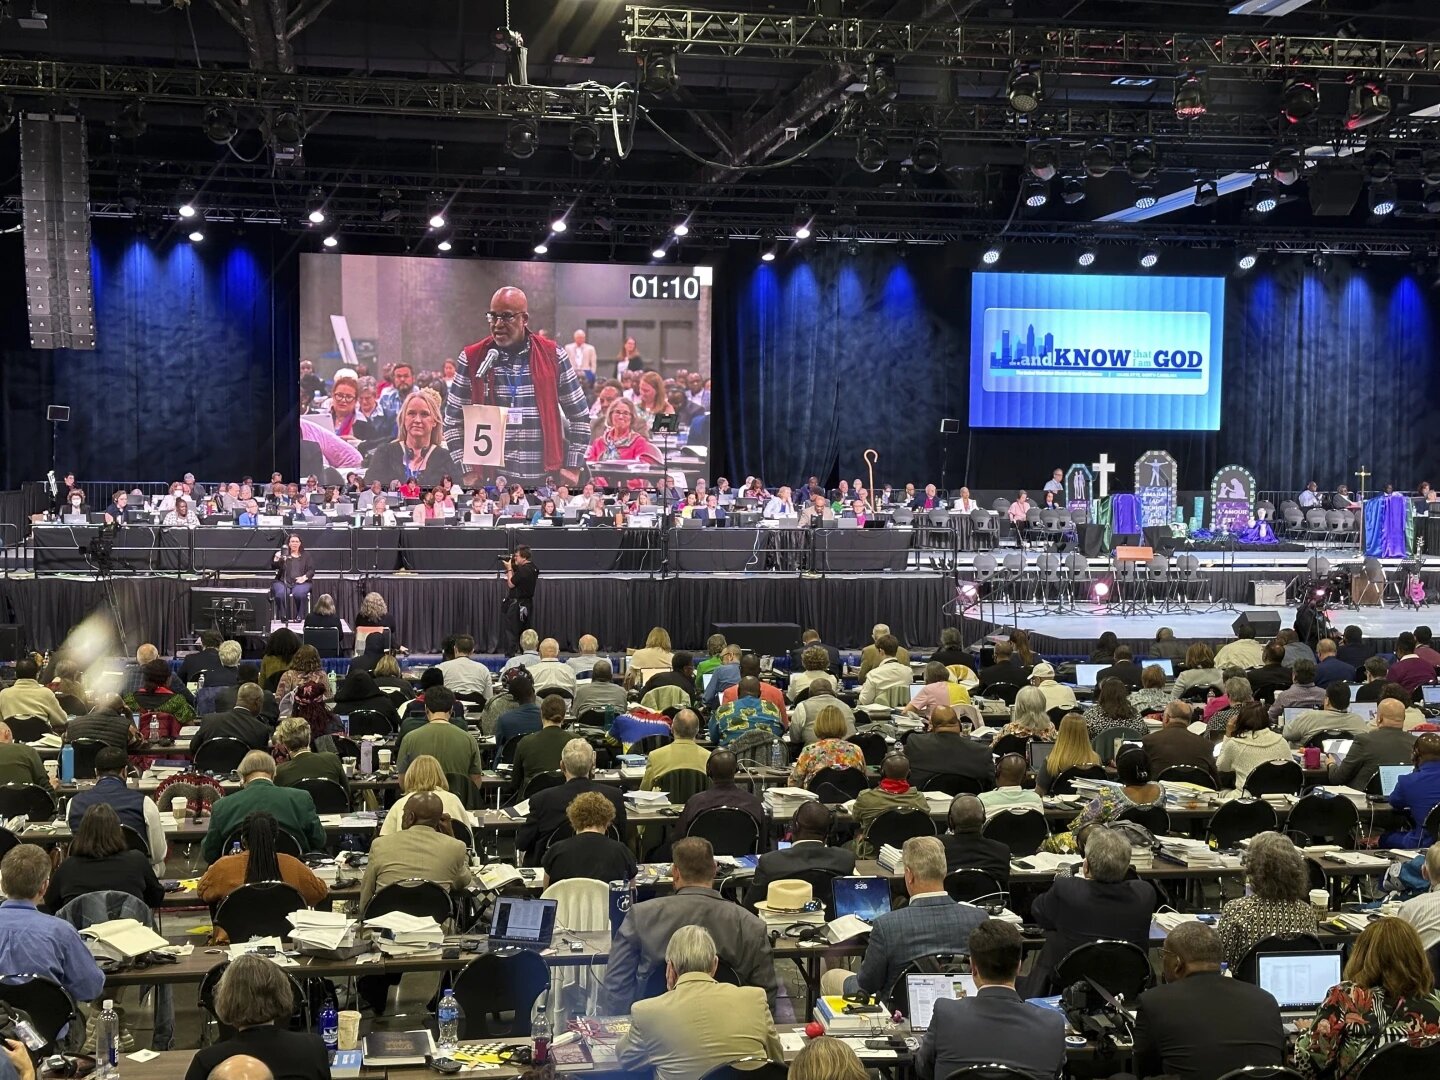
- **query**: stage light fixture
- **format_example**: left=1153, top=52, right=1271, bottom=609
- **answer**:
left=1021, top=177, right=1049, bottom=208
left=118, top=172, right=142, bottom=214
left=910, top=135, right=941, bottom=176
left=427, top=193, right=448, bottom=231
left=378, top=189, right=402, bottom=224
left=1061, top=177, right=1086, bottom=205
left=1194, top=178, right=1219, bottom=206
left=1083, top=142, right=1115, bottom=179
left=187, top=228, right=204, bottom=243
left=114, top=101, right=147, bottom=139
left=322, top=232, right=338, bottom=249
left=0, top=96, right=14, bottom=135
left=1092, top=580, right=1111, bottom=601
left=1126, top=143, right=1157, bottom=181
left=270, top=107, right=303, bottom=146
left=201, top=104, right=237, bottom=144
left=1173, top=72, right=1207, bottom=119
left=1425, top=184, right=1440, bottom=215
left=1250, top=179, right=1278, bottom=213
left=1077, top=247, right=1097, bottom=268
left=505, top=117, right=539, bottom=159
left=1346, top=77, right=1392, bottom=131
left=1133, top=183, right=1157, bottom=210
left=981, top=243, right=1002, bottom=266
left=1006, top=65, right=1043, bottom=114
left=1281, top=77, right=1320, bottom=123
left=437, top=237, right=454, bottom=253
left=1237, top=248, right=1258, bottom=270
left=651, top=239, right=669, bottom=260
left=642, top=51, right=680, bottom=94
left=1424, top=151, right=1440, bottom=187
left=549, top=202, right=569, bottom=233
left=855, top=130, right=887, bottom=173
left=569, top=120, right=599, bottom=162
left=1370, top=179, right=1397, bottom=216
left=864, top=58, right=898, bottom=103
left=306, top=187, right=327, bottom=225
left=1269, top=147, right=1302, bottom=186
left=1363, top=148, right=1393, bottom=181
left=1026, top=142, right=1058, bottom=182
left=760, top=247, right=777, bottom=263
left=1139, top=247, right=1160, bottom=269
left=533, top=240, right=549, bottom=255
left=176, top=180, right=198, bottom=219
left=959, top=582, right=979, bottom=603
left=671, top=216, right=691, bottom=238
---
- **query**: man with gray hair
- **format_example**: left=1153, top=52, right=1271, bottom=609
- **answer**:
left=517, top=736, right=626, bottom=862
left=207, top=639, right=244, bottom=688
left=189, top=682, right=271, bottom=756
left=208, top=1057, right=275, bottom=1080
left=501, top=629, right=543, bottom=673
left=1399, top=842, right=1440, bottom=948
left=859, top=622, right=911, bottom=680
left=1141, top=699, right=1217, bottom=778
left=1026, top=826, right=1158, bottom=995
left=789, top=677, right=856, bottom=745
left=573, top=658, right=628, bottom=717
left=1132, top=920, right=1285, bottom=1080
left=640, top=708, right=710, bottom=791
left=566, top=634, right=602, bottom=675
left=618, top=924, right=783, bottom=1080
left=200, top=750, right=327, bottom=861
left=820, top=835, right=987, bottom=1000
left=531, top=637, right=578, bottom=696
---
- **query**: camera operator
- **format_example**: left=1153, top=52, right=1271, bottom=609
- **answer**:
left=500, top=545, right=538, bottom=656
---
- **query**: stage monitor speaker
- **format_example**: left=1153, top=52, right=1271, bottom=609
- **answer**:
left=1308, top=164, right=1364, bottom=217
left=711, top=622, right=802, bottom=657
left=1232, top=610, right=1281, bottom=638
left=0, top=625, right=25, bottom=663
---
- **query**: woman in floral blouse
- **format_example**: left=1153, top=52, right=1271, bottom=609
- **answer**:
left=1128, top=664, right=1175, bottom=716
left=788, top=705, right=866, bottom=790
left=1295, top=917, right=1440, bottom=1079
left=1216, top=830, right=1318, bottom=969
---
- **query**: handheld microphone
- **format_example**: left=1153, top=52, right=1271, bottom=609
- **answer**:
left=475, top=348, right=500, bottom=381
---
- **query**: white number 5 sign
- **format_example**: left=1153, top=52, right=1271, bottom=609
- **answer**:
left=461, top=404, right=509, bottom=467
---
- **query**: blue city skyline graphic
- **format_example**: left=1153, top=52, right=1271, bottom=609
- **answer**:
left=987, top=318, right=1201, bottom=375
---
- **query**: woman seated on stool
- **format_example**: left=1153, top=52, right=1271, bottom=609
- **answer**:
left=197, top=811, right=328, bottom=945
left=271, top=533, right=314, bottom=624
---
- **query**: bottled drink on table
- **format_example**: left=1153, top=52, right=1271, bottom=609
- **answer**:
left=95, top=999, right=119, bottom=1080
left=437, top=986, right=460, bottom=1053
left=319, top=996, right=338, bottom=1052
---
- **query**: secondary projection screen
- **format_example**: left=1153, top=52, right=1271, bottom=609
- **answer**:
left=968, top=272, right=1225, bottom=431
left=298, top=255, right=711, bottom=489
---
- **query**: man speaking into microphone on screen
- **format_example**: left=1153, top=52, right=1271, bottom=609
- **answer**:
left=442, top=286, right=591, bottom=489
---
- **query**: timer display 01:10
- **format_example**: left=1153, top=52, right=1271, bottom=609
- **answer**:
left=629, top=274, right=701, bottom=301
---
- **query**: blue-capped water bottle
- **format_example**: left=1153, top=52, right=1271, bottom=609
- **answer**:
left=319, top=996, right=338, bottom=1052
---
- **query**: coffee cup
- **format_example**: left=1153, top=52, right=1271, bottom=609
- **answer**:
left=342, top=757, right=357, bottom=776
left=377, top=749, right=392, bottom=769
left=1308, top=888, right=1329, bottom=916
left=337, top=1010, right=361, bottom=1050
left=171, top=796, right=188, bottom=826
left=43, top=760, right=58, bottom=779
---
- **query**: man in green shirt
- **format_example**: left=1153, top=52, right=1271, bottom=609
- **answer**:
left=201, top=750, right=327, bottom=861
left=641, top=709, right=711, bottom=791
left=693, top=634, right=727, bottom=693
left=0, top=722, right=52, bottom=788
left=508, top=695, right=571, bottom=798
left=398, top=686, right=483, bottom=782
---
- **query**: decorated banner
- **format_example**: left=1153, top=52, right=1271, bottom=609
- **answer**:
left=1134, top=450, right=1178, bottom=529
left=1210, top=464, right=1256, bottom=534
left=1064, top=463, right=1093, bottom=515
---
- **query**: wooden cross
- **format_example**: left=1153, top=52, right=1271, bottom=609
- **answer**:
left=1355, top=466, right=1371, bottom=501
left=1092, top=452, right=1117, bottom=497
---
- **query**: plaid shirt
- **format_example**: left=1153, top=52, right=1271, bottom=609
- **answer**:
left=442, top=335, right=591, bottom=485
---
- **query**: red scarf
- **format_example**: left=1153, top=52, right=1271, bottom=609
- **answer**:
left=461, top=332, right=565, bottom=473
left=878, top=778, right=912, bottom=795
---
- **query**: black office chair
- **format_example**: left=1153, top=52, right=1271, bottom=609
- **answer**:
left=221, top=825, right=305, bottom=859
left=1426, top=804, right=1440, bottom=844
left=1285, top=792, right=1360, bottom=846
left=1155, top=764, right=1216, bottom=789
left=697, top=1060, right=787, bottom=1080
left=303, top=626, right=341, bottom=659
left=1233, top=933, right=1328, bottom=984
left=0, top=826, right=18, bottom=861
left=807, top=766, right=868, bottom=803
left=214, top=881, right=308, bottom=942
left=1053, top=939, right=1152, bottom=999
left=362, top=879, right=454, bottom=924
left=656, top=767, right=709, bottom=805
left=536, top=686, right=574, bottom=702
left=70, top=737, right=109, bottom=780
left=331, top=735, right=361, bottom=761
left=346, top=709, right=394, bottom=738
left=981, top=809, right=1050, bottom=858
left=0, top=976, right=74, bottom=1053
left=0, top=784, right=57, bottom=821
left=1243, top=759, right=1304, bottom=797
left=754, top=868, right=842, bottom=912
left=990, top=734, right=1032, bottom=759
left=446, top=773, right=486, bottom=813
left=198, top=960, right=309, bottom=1043
left=850, top=731, right=891, bottom=768
left=944, top=1068, right=1039, bottom=1080
left=192, top=737, right=250, bottom=775
left=292, top=776, right=350, bottom=814
left=451, top=950, right=550, bottom=1038
left=630, top=733, right=674, bottom=755
left=923, top=773, right=987, bottom=796
left=3, top=716, right=49, bottom=742
left=1206, top=798, right=1279, bottom=848
left=984, top=683, right=1022, bottom=707
left=686, top=807, right=761, bottom=856
left=518, top=770, right=565, bottom=802
left=1046, top=764, right=1106, bottom=796
left=1351, top=1035, right=1440, bottom=1080
left=1118, top=804, right=1171, bottom=836
left=496, top=735, right=526, bottom=766
left=864, top=807, right=937, bottom=852
left=944, top=868, right=1007, bottom=906
left=120, top=824, right=150, bottom=859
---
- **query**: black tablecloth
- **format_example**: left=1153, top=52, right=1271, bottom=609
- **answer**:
left=191, top=526, right=352, bottom=574
left=404, top=526, right=509, bottom=573
left=512, top=526, right=648, bottom=573
left=669, top=527, right=764, bottom=572
left=1422, top=515, right=1440, bottom=556
left=32, top=525, right=185, bottom=574
left=812, top=529, right=911, bottom=572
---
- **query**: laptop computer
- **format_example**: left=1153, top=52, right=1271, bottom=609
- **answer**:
left=831, top=877, right=892, bottom=923
left=1026, top=740, right=1054, bottom=773
left=1424, top=685, right=1440, bottom=705
left=904, top=973, right=978, bottom=1032
left=487, top=896, right=558, bottom=951
left=1074, top=664, right=1105, bottom=687
left=908, top=683, right=926, bottom=702
left=1256, top=950, right=1343, bottom=1019
left=836, top=517, right=860, bottom=530
left=1349, top=701, right=1378, bottom=722
left=1143, top=658, right=1174, bottom=676
left=1378, top=764, right=1414, bottom=796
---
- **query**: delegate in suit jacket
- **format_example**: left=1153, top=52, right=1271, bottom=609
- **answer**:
left=788, top=641, right=842, bottom=677
left=1028, top=874, right=1158, bottom=995
left=189, top=707, right=272, bottom=755
left=904, top=731, right=995, bottom=790
left=617, top=973, right=785, bottom=1080
left=1132, top=971, right=1285, bottom=1080
left=201, top=778, right=326, bottom=862
left=1329, top=726, right=1417, bottom=790
left=359, top=826, right=472, bottom=913
left=940, top=833, right=1012, bottom=887
left=915, top=986, right=1067, bottom=1080
left=847, top=893, right=989, bottom=999
left=601, top=886, right=777, bottom=1015
left=749, top=840, right=856, bottom=901
left=274, top=750, right=348, bottom=795
left=517, top=776, right=627, bottom=860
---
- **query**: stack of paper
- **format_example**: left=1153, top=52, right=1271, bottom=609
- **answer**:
left=877, top=844, right=904, bottom=873
left=287, top=910, right=357, bottom=952
left=1310, top=785, right=1368, bottom=808
left=924, top=791, right=955, bottom=813
left=1160, top=781, right=1219, bottom=805
left=1013, top=852, right=1083, bottom=874
left=619, top=763, right=647, bottom=780
left=763, top=787, right=819, bottom=816
left=364, top=911, right=444, bottom=953
left=227, top=937, right=293, bottom=962
left=624, top=789, right=670, bottom=808
left=1157, top=837, right=1220, bottom=867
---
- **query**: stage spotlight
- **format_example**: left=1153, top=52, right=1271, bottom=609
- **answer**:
left=428, top=203, right=447, bottom=231
left=1281, top=76, right=1319, bottom=124
left=1345, top=77, right=1391, bottom=131
left=1370, top=179, right=1397, bottom=215
left=1363, top=148, right=1393, bottom=181
left=1127, top=143, right=1157, bottom=181
left=1061, top=176, right=1086, bottom=205
left=1313, top=586, right=1327, bottom=600
left=0, top=96, right=14, bottom=135
left=1139, top=247, right=1160, bottom=269
left=533, top=240, right=549, bottom=255
left=1022, top=177, right=1049, bottom=208
left=270, top=107, right=303, bottom=146
left=118, top=172, right=142, bottom=214
left=306, top=187, right=327, bottom=225
left=437, top=237, right=454, bottom=253
left=864, top=58, right=898, bottom=103
left=1083, top=142, right=1115, bottom=179
left=1237, top=248, right=1259, bottom=270
left=1194, top=178, right=1219, bottom=206
left=855, top=130, right=887, bottom=173
left=322, top=232, right=338, bottom=249
left=1249, top=179, right=1278, bottom=213
left=642, top=51, right=680, bottom=94
left=1006, top=65, right=1043, bottom=113
left=651, top=240, right=669, bottom=260
left=910, top=135, right=941, bottom=175
left=549, top=202, right=569, bottom=233
left=1092, top=580, right=1111, bottom=601
left=1133, top=183, right=1157, bottom=209
left=376, top=189, right=401, bottom=224
left=1173, top=72, right=1207, bottom=119
left=1424, top=184, right=1440, bottom=214
left=1270, top=147, right=1302, bottom=186
left=671, top=215, right=691, bottom=238
left=113, top=100, right=146, bottom=139
left=760, top=247, right=777, bottom=264
left=569, top=120, right=599, bottom=162
left=187, top=228, right=204, bottom=243
left=1077, top=247, right=1097, bottom=268
left=981, top=243, right=1002, bottom=266
left=202, top=104, right=238, bottom=144
left=1026, top=142, right=1059, bottom=182
left=958, top=582, right=980, bottom=603
left=505, top=117, right=539, bottom=159
left=176, top=180, right=198, bottom=219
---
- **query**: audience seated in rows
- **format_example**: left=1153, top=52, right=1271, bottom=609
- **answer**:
left=518, top=738, right=626, bottom=863
left=541, top=790, right=637, bottom=886
left=397, top=686, right=482, bottom=781
left=978, top=753, right=1044, bottom=819
left=508, top=695, right=571, bottom=796
left=573, top=658, right=628, bottom=717
left=907, top=706, right=993, bottom=791
left=852, top=753, right=929, bottom=858
left=201, top=751, right=326, bottom=862
left=44, top=803, right=164, bottom=913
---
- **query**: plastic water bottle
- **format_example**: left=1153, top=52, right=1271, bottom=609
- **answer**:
left=60, top=744, right=75, bottom=784
left=319, top=996, right=338, bottom=1052
left=94, top=999, right=119, bottom=1080
left=769, top=738, right=785, bottom=771
left=148, top=714, right=159, bottom=742
left=531, top=1000, right=549, bottom=1065
left=437, top=986, right=460, bottom=1053
left=229, top=838, right=242, bottom=856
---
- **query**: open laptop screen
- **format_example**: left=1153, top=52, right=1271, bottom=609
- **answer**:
left=488, top=896, right=557, bottom=947
left=830, top=877, right=892, bottom=922
left=1379, top=764, right=1414, bottom=797
left=1256, top=951, right=1342, bottom=1011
